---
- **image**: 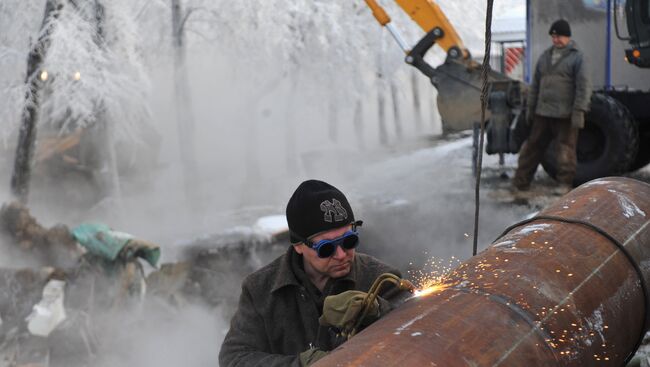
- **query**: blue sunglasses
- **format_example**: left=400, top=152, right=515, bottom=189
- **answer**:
left=295, top=221, right=362, bottom=258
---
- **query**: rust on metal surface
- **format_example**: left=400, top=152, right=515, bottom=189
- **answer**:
left=315, top=177, right=650, bottom=366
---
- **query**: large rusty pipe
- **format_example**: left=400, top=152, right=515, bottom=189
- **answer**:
left=315, top=177, right=650, bottom=366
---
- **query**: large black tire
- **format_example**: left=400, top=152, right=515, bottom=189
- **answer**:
left=631, top=127, right=650, bottom=171
left=541, top=93, right=639, bottom=185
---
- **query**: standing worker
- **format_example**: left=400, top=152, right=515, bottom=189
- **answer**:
left=513, top=19, right=592, bottom=194
left=219, top=179, right=411, bottom=367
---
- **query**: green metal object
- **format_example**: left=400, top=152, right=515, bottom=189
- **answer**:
left=72, top=223, right=160, bottom=267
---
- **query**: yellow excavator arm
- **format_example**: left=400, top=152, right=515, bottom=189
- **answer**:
left=363, top=0, right=518, bottom=135
left=364, top=0, right=470, bottom=59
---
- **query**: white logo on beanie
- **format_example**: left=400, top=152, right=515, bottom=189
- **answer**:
left=320, top=199, right=348, bottom=223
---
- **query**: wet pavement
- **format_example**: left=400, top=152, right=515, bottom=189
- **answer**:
left=349, top=133, right=650, bottom=273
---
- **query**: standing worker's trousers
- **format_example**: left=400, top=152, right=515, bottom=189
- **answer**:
left=513, top=115, right=579, bottom=189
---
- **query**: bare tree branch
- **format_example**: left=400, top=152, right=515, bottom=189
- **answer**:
left=135, top=0, right=166, bottom=21
left=184, top=26, right=214, bottom=43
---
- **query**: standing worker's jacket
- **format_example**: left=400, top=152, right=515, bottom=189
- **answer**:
left=219, top=246, right=407, bottom=367
left=527, top=41, right=591, bottom=119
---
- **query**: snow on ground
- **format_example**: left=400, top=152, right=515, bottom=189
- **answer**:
left=347, top=134, right=533, bottom=272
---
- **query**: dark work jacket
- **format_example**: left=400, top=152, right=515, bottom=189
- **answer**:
left=527, top=41, right=591, bottom=119
left=219, top=246, right=407, bottom=367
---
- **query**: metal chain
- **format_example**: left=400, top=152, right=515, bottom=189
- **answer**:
left=472, top=0, right=494, bottom=256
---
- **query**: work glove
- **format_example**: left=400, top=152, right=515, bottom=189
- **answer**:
left=319, top=290, right=380, bottom=331
left=571, top=110, right=585, bottom=129
left=299, top=348, right=328, bottom=367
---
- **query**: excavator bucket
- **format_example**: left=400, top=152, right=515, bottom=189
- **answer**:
left=362, top=0, right=511, bottom=133
left=433, top=59, right=512, bottom=133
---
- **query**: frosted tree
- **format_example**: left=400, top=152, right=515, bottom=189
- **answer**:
left=168, top=0, right=200, bottom=207
left=1, top=0, right=152, bottom=205
left=0, top=1, right=45, bottom=148
left=6, top=0, right=64, bottom=202
left=41, top=1, right=151, bottom=141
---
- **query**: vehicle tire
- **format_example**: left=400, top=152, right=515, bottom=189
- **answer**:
left=541, top=93, right=638, bottom=185
left=630, top=128, right=650, bottom=170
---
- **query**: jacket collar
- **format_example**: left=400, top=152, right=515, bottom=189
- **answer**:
left=547, top=40, right=578, bottom=54
left=271, top=246, right=302, bottom=292
left=566, top=40, right=578, bottom=50
left=271, top=245, right=357, bottom=293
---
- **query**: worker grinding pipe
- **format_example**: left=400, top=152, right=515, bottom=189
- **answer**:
left=219, top=180, right=413, bottom=367
left=513, top=19, right=592, bottom=195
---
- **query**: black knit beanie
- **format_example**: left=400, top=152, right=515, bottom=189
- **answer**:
left=286, top=180, right=355, bottom=243
left=549, top=19, right=571, bottom=37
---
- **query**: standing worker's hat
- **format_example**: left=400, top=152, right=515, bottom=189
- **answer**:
left=286, top=180, right=355, bottom=243
left=549, top=19, right=571, bottom=37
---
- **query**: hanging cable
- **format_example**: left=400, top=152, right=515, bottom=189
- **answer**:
left=472, top=0, right=495, bottom=256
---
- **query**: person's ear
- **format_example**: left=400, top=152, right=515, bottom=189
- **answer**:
left=293, top=243, right=305, bottom=255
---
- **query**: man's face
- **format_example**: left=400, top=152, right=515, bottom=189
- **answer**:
left=293, top=225, right=355, bottom=279
left=551, top=34, right=570, bottom=48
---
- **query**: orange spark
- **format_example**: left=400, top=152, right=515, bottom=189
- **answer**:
left=414, top=282, right=449, bottom=297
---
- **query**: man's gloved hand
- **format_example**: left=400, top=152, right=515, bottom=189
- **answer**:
left=299, top=348, right=328, bottom=367
left=319, top=290, right=380, bottom=331
left=571, top=110, right=585, bottom=129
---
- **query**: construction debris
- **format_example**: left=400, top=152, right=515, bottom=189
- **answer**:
left=0, top=202, right=80, bottom=268
left=25, top=279, right=67, bottom=337
left=0, top=205, right=287, bottom=367
left=0, top=202, right=162, bottom=367
left=147, top=225, right=287, bottom=312
left=71, top=223, right=160, bottom=268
